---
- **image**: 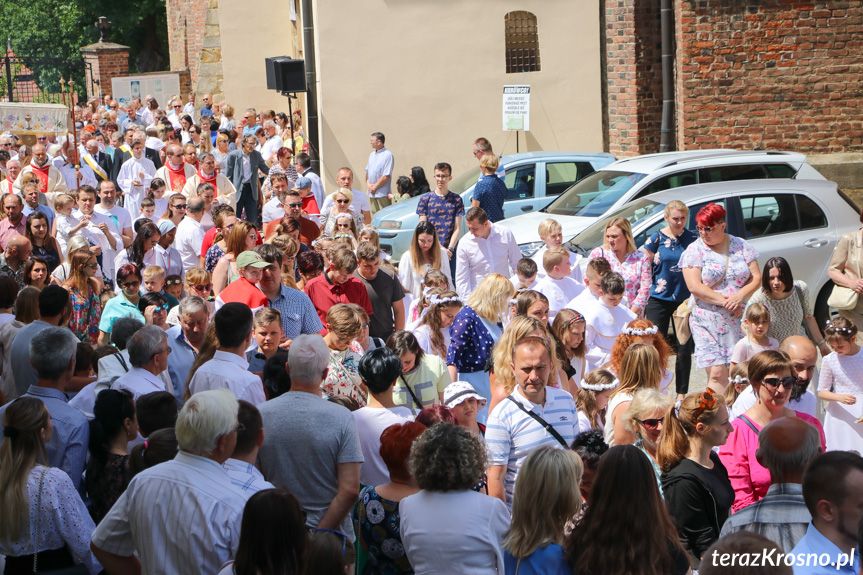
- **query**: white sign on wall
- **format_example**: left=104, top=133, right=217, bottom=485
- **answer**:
left=502, top=85, right=530, bottom=131
left=111, top=74, right=183, bottom=108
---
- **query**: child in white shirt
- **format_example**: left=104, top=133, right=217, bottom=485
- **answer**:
left=534, top=246, right=585, bottom=322
left=582, top=272, right=636, bottom=369
left=53, top=194, right=88, bottom=256
left=510, top=258, right=538, bottom=291
left=531, top=218, right=583, bottom=283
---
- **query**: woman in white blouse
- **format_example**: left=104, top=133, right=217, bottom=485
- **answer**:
left=0, top=397, right=102, bottom=574
left=398, top=221, right=453, bottom=298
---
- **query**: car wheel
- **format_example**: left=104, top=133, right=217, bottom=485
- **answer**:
left=814, top=281, right=839, bottom=330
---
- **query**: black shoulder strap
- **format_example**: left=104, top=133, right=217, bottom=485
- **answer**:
left=113, top=352, right=129, bottom=373
left=506, top=396, right=569, bottom=449
left=737, top=414, right=761, bottom=436
left=400, top=374, right=423, bottom=410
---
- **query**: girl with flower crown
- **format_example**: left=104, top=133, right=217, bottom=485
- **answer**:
left=576, top=369, right=618, bottom=433
left=608, top=318, right=675, bottom=394
left=818, top=317, right=863, bottom=452
left=413, top=290, right=463, bottom=358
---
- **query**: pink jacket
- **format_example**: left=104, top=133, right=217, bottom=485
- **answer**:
left=718, top=411, right=826, bottom=513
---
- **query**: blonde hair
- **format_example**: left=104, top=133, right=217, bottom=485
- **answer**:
left=467, top=274, right=514, bottom=322
left=537, top=218, right=562, bottom=239
left=493, top=316, right=560, bottom=394
left=657, top=390, right=727, bottom=473
left=603, top=217, right=637, bottom=254
left=142, top=265, right=165, bottom=280
left=612, top=343, right=661, bottom=399
left=663, top=200, right=688, bottom=218
left=503, top=445, right=583, bottom=558
left=54, top=194, right=74, bottom=211
left=480, top=153, right=500, bottom=171
left=254, top=307, right=282, bottom=327
left=333, top=187, right=353, bottom=202
left=725, top=361, right=750, bottom=407
left=542, top=247, right=569, bottom=273
left=185, top=266, right=211, bottom=287
left=625, top=388, right=672, bottom=437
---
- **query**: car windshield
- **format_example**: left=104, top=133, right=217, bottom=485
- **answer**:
left=544, top=170, right=646, bottom=217
left=565, top=198, right=665, bottom=256
left=449, top=166, right=482, bottom=195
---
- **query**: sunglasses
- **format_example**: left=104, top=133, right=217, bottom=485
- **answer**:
left=150, top=303, right=170, bottom=312
left=761, top=376, right=797, bottom=391
left=637, top=417, right=663, bottom=429
left=284, top=202, right=302, bottom=208
left=192, top=283, right=212, bottom=292
left=696, top=223, right=722, bottom=233
left=336, top=223, right=351, bottom=228
left=121, top=281, right=141, bottom=289
left=173, top=204, right=188, bottom=209
left=336, top=199, right=350, bottom=204
left=312, top=528, right=348, bottom=556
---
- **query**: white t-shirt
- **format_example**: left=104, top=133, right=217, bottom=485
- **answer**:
left=352, top=406, right=414, bottom=487
left=534, top=274, right=585, bottom=320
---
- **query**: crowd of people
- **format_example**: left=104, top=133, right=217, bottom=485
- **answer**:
left=0, top=95, right=863, bottom=575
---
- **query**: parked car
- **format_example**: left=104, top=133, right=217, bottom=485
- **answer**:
left=373, top=151, right=616, bottom=262
left=497, top=149, right=826, bottom=256
left=563, top=179, right=860, bottom=327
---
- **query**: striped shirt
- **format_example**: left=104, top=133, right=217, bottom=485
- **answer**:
left=719, top=483, right=810, bottom=552
left=486, top=386, right=578, bottom=508
left=222, top=458, right=276, bottom=494
left=91, top=451, right=248, bottom=575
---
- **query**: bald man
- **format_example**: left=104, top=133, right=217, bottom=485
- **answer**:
left=719, top=417, right=821, bottom=551
left=155, top=144, right=196, bottom=196
left=0, top=234, right=32, bottom=288
left=13, top=143, right=67, bottom=206
left=731, top=335, right=819, bottom=419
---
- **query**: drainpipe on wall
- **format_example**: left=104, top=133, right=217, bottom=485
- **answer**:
left=659, top=0, right=675, bottom=152
left=300, top=0, right=320, bottom=172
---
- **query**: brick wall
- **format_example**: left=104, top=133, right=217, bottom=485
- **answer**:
left=676, top=0, right=863, bottom=153
left=166, top=0, right=210, bottom=85
left=605, top=0, right=664, bottom=157
left=81, top=44, right=130, bottom=101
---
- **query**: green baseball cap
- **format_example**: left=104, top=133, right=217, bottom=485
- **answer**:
left=236, top=251, right=270, bottom=269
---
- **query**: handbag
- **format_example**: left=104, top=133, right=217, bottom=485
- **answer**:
left=32, top=468, right=89, bottom=575
left=827, top=231, right=862, bottom=311
left=672, top=248, right=730, bottom=345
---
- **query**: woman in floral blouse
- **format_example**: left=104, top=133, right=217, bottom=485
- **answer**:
left=587, top=217, right=652, bottom=317
left=680, top=203, right=761, bottom=393
left=642, top=200, right=698, bottom=399
left=322, top=303, right=367, bottom=406
left=63, top=250, right=102, bottom=345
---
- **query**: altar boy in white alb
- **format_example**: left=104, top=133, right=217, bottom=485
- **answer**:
left=566, top=256, right=629, bottom=314
left=534, top=247, right=584, bottom=322
left=117, top=139, right=156, bottom=222
left=581, top=272, right=635, bottom=369
left=531, top=218, right=583, bottom=283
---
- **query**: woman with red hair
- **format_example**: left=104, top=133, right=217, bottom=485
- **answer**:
left=609, top=318, right=674, bottom=390
left=679, top=203, right=761, bottom=392
left=353, top=421, right=426, bottom=575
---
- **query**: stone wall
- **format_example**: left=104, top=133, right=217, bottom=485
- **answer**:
left=675, top=0, right=863, bottom=153
left=166, top=0, right=209, bottom=85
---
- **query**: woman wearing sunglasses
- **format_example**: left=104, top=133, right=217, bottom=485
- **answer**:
left=139, top=292, right=170, bottom=331
left=624, top=388, right=671, bottom=492
left=658, top=387, right=734, bottom=567
left=319, top=188, right=363, bottom=237
left=718, top=349, right=826, bottom=513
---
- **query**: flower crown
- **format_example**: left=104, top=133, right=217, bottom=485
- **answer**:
left=622, top=325, right=659, bottom=336
left=826, top=320, right=855, bottom=336
left=430, top=295, right=462, bottom=306
left=728, top=375, right=749, bottom=385
left=581, top=378, right=619, bottom=392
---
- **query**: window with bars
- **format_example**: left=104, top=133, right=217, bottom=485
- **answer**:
left=505, top=11, right=541, bottom=74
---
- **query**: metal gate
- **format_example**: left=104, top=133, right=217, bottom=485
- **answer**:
left=1, top=51, right=94, bottom=104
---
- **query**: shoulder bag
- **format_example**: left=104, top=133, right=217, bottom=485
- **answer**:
left=793, top=283, right=814, bottom=340
left=827, top=231, right=862, bottom=311
left=672, top=246, right=730, bottom=345
left=505, top=396, right=569, bottom=449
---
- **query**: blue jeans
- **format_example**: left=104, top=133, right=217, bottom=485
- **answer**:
left=236, top=183, right=259, bottom=225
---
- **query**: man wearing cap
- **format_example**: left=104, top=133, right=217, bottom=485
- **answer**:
left=486, top=336, right=579, bottom=509
left=226, top=135, right=268, bottom=224
left=14, top=143, right=67, bottom=205
left=214, top=251, right=270, bottom=312
left=294, top=152, right=325, bottom=211
left=292, top=176, right=321, bottom=226
left=353, top=348, right=414, bottom=486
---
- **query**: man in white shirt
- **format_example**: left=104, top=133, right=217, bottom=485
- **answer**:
left=53, top=141, right=98, bottom=191
left=365, top=132, right=394, bottom=213
left=259, top=120, right=284, bottom=164
left=189, top=303, right=267, bottom=405
left=455, top=207, right=522, bottom=299
left=91, top=388, right=248, bottom=575
left=73, top=186, right=121, bottom=282
left=117, top=138, right=156, bottom=221
left=486, top=336, right=579, bottom=508
left=261, top=174, right=289, bottom=225
left=354, top=348, right=415, bottom=486
left=222, top=400, right=276, bottom=495
left=534, top=247, right=585, bottom=322
left=320, top=167, right=372, bottom=225
left=174, top=197, right=207, bottom=271
left=94, top=180, right=133, bottom=248
left=112, top=326, right=174, bottom=399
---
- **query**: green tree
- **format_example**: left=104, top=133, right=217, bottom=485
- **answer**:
left=0, top=0, right=168, bottom=100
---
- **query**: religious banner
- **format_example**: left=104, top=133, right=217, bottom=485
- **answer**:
left=0, top=102, right=70, bottom=136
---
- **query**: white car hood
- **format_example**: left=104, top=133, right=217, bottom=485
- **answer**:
left=498, top=212, right=599, bottom=245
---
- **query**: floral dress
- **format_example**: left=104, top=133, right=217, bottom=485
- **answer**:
left=353, top=486, right=413, bottom=575
left=322, top=347, right=367, bottom=406
left=205, top=243, right=226, bottom=273
left=67, top=284, right=101, bottom=345
left=678, top=235, right=759, bottom=368
left=587, top=247, right=652, bottom=313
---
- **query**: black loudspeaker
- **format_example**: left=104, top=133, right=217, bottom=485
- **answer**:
left=265, top=57, right=281, bottom=91
left=275, top=59, right=306, bottom=93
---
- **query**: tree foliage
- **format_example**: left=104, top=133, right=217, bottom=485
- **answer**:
left=0, top=0, right=168, bottom=99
